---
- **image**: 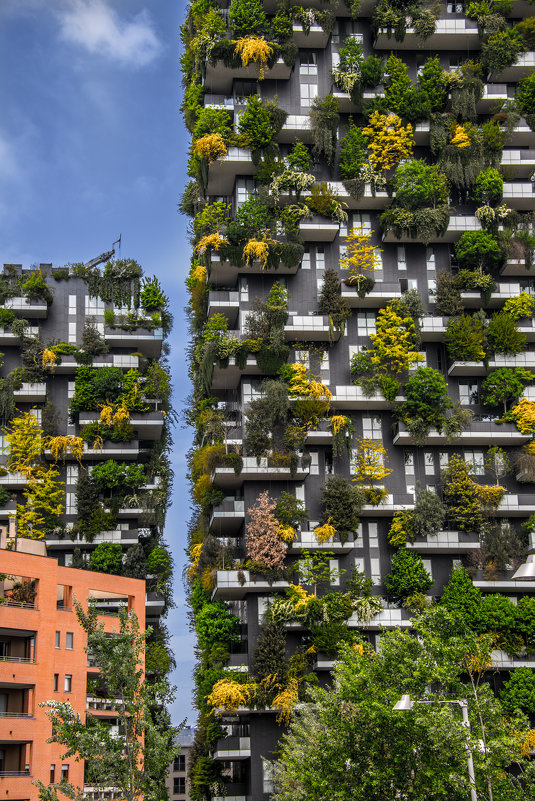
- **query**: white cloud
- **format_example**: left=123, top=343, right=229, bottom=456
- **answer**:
left=56, top=0, right=161, bottom=67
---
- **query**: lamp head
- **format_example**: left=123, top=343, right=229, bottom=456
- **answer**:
left=513, top=554, right=535, bottom=580
left=393, top=694, right=413, bottom=712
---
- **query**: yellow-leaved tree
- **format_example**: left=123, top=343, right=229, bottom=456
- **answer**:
left=339, top=226, right=382, bottom=278
left=362, top=111, right=414, bottom=172
left=4, top=410, right=67, bottom=539
left=234, top=36, right=273, bottom=79
left=369, top=306, right=423, bottom=374
left=352, top=437, right=392, bottom=484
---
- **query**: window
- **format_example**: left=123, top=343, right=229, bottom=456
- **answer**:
left=315, top=246, right=325, bottom=270
left=66, top=632, right=73, bottom=650
left=66, top=465, right=78, bottom=484
left=173, top=755, right=186, bottom=772
left=55, top=631, right=61, bottom=649
left=397, top=246, right=407, bottom=271
left=66, top=492, right=77, bottom=515
left=299, top=52, right=317, bottom=75
left=61, top=765, right=69, bottom=781
left=173, top=777, right=186, bottom=795
left=404, top=451, right=414, bottom=476
left=236, top=177, right=255, bottom=208
left=424, top=452, right=434, bottom=476
left=356, top=311, right=376, bottom=336
left=68, top=321, right=76, bottom=343
left=262, top=758, right=274, bottom=794
left=50, top=765, right=55, bottom=784
left=439, top=452, right=449, bottom=469
left=85, top=296, right=105, bottom=315
left=64, top=674, right=72, bottom=692
left=426, top=247, right=436, bottom=271
left=300, top=82, right=318, bottom=108
left=465, top=450, right=484, bottom=476
left=53, top=674, right=59, bottom=692
left=302, top=246, right=311, bottom=270
left=459, top=383, right=479, bottom=405
left=68, top=295, right=77, bottom=314
left=362, top=415, right=382, bottom=439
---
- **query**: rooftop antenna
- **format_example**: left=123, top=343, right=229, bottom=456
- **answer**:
left=112, top=235, right=122, bottom=258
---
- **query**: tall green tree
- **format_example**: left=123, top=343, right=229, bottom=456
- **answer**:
left=272, top=608, right=535, bottom=801
left=39, top=604, right=179, bottom=801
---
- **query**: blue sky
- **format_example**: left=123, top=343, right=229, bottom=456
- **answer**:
left=0, top=0, right=196, bottom=724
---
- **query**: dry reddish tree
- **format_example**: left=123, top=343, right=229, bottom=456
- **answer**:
left=246, top=490, right=287, bottom=570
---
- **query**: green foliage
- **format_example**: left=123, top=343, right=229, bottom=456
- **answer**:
left=238, top=94, right=275, bottom=152
left=229, top=0, right=267, bottom=37
left=196, top=601, right=241, bottom=650
left=518, top=74, right=535, bottom=125
left=401, top=368, right=452, bottom=430
left=412, top=486, right=446, bottom=539
left=309, top=95, right=339, bottom=166
left=444, top=315, right=485, bottom=362
left=442, top=455, right=484, bottom=533
left=253, top=621, right=288, bottom=703
left=502, top=292, right=535, bottom=321
left=287, top=140, right=311, bottom=172
left=392, top=160, right=449, bottom=211
left=500, top=668, right=535, bottom=715
left=0, top=308, right=15, bottom=327
left=473, top=167, right=503, bottom=206
left=69, top=366, right=127, bottom=413
left=481, top=29, right=523, bottom=74
left=486, top=311, right=527, bottom=356
left=89, top=542, right=123, bottom=574
left=140, top=276, right=167, bottom=311
left=321, top=476, right=365, bottom=535
left=455, top=231, right=502, bottom=270
left=384, top=549, right=433, bottom=601
left=146, top=547, right=172, bottom=580
left=338, top=119, right=367, bottom=180
left=22, top=270, right=53, bottom=303
left=434, top=272, right=463, bottom=317
left=481, top=367, right=533, bottom=411
left=275, top=491, right=308, bottom=528
left=318, top=268, right=351, bottom=333
left=440, top=566, right=483, bottom=630
left=193, top=107, right=233, bottom=142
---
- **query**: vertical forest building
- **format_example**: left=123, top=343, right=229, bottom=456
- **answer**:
left=181, top=0, right=535, bottom=798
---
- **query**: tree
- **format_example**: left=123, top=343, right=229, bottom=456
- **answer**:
left=320, top=476, right=365, bottom=535
left=384, top=548, right=433, bottom=601
left=473, top=167, right=503, bottom=206
left=486, top=311, right=527, bottom=355
left=393, top=160, right=449, bottom=210
left=89, top=542, right=123, bottom=574
left=369, top=305, right=422, bottom=374
left=411, top=485, right=445, bottom=538
left=500, top=668, right=535, bottom=715
left=297, top=550, right=343, bottom=595
left=228, top=0, right=267, bottom=37
left=518, top=74, right=535, bottom=120
left=401, top=367, right=452, bottom=429
left=442, top=455, right=484, bottom=533
left=352, top=437, right=392, bottom=483
left=338, top=120, right=367, bottom=179
left=362, top=111, right=414, bottom=172
left=272, top=608, right=535, bottom=801
left=39, top=604, right=178, bottom=801
left=444, top=315, right=485, bottom=362
left=481, top=367, right=533, bottom=412
left=246, top=490, right=287, bottom=571
left=455, top=230, right=502, bottom=270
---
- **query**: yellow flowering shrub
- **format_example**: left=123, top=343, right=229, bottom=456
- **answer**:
left=194, top=232, right=229, bottom=255
left=207, top=678, right=254, bottom=713
left=521, top=729, right=535, bottom=757
left=193, top=133, right=227, bottom=163
left=271, top=678, right=299, bottom=724
left=339, top=226, right=382, bottom=276
left=278, top=523, right=297, bottom=543
left=187, top=543, right=202, bottom=581
left=287, top=363, right=311, bottom=397
left=314, top=520, right=336, bottom=543
left=99, top=401, right=130, bottom=429
left=506, top=398, right=535, bottom=434
left=234, top=36, right=273, bottom=79
left=387, top=512, right=414, bottom=546
left=369, top=306, right=423, bottom=374
left=473, top=483, right=506, bottom=509
left=330, top=415, right=349, bottom=436
left=201, top=565, right=215, bottom=592
left=42, top=348, right=57, bottom=370
left=243, top=238, right=269, bottom=268
left=47, top=435, right=84, bottom=463
left=362, top=111, right=414, bottom=172
left=352, top=438, right=392, bottom=483
left=286, top=583, right=314, bottom=615
left=450, top=124, right=471, bottom=148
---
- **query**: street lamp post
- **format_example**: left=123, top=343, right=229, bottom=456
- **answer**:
left=393, top=694, right=478, bottom=801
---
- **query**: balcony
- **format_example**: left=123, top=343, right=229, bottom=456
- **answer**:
left=284, top=314, right=340, bottom=341
left=341, top=282, right=402, bottom=307
left=292, top=23, right=329, bottom=48
left=500, top=258, right=535, bottom=276
left=508, top=121, right=535, bottom=147
left=448, top=352, right=535, bottom=376
left=287, top=529, right=355, bottom=554
left=209, top=252, right=300, bottom=285
left=0, top=325, right=38, bottom=345
left=375, top=18, right=479, bottom=50
left=46, top=529, right=141, bottom=549
left=329, top=181, right=390, bottom=210
left=349, top=606, right=412, bottom=629
left=204, top=58, right=292, bottom=93
left=305, top=418, right=333, bottom=444
left=473, top=578, right=535, bottom=590
left=476, top=84, right=507, bottom=113
left=420, top=316, right=446, bottom=341
left=207, top=290, right=240, bottom=324
left=279, top=114, right=312, bottom=144
left=492, top=51, right=535, bottom=83
left=502, top=181, right=535, bottom=211
left=206, top=148, right=255, bottom=196
left=12, top=383, right=46, bottom=403
left=491, top=649, right=535, bottom=670
left=77, top=440, right=140, bottom=461
left=359, top=493, right=415, bottom=516
left=406, top=530, right=480, bottom=554
left=263, top=0, right=376, bottom=15
left=331, top=385, right=400, bottom=410
left=211, top=355, right=262, bottom=390
left=493, top=493, right=535, bottom=516
left=0, top=471, right=27, bottom=487
left=3, top=297, right=48, bottom=318
left=86, top=697, right=123, bottom=713
left=333, top=86, right=385, bottom=113
left=501, top=149, right=535, bottom=178
left=54, top=354, right=139, bottom=373
left=460, top=281, right=526, bottom=308
left=78, top=412, right=164, bottom=440
left=104, top=328, right=163, bottom=359
left=212, top=569, right=290, bottom=600
left=212, top=455, right=310, bottom=489
left=393, top=419, right=530, bottom=446
left=299, top=217, right=340, bottom=242
left=382, top=215, right=478, bottom=244
left=213, top=736, right=251, bottom=760
left=209, top=497, right=245, bottom=534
